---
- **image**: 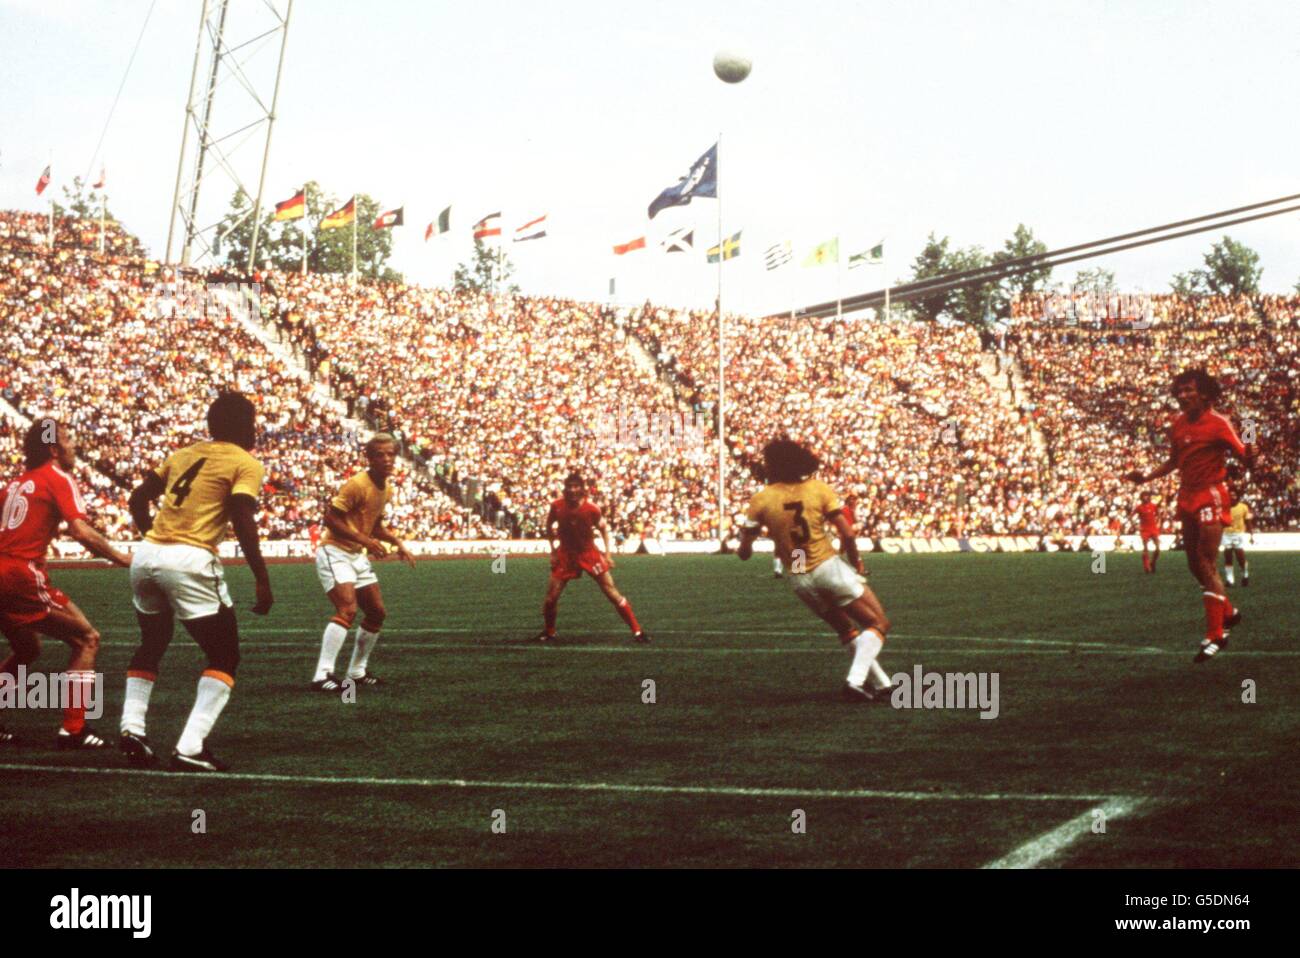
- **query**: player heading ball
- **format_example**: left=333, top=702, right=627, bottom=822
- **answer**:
left=737, top=439, right=896, bottom=702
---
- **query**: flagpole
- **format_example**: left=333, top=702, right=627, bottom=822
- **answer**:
left=98, top=174, right=106, bottom=256
left=351, top=196, right=357, bottom=282
left=716, top=132, right=726, bottom=547
left=836, top=235, right=843, bottom=322
left=47, top=149, right=54, bottom=249
left=301, top=185, right=308, bottom=276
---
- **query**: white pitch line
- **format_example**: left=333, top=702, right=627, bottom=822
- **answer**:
left=0, top=762, right=1124, bottom=803
left=981, top=797, right=1146, bottom=869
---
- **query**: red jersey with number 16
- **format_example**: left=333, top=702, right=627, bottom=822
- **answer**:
left=0, top=460, right=88, bottom=562
left=552, top=498, right=601, bottom=553
left=1169, top=410, right=1246, bottom=491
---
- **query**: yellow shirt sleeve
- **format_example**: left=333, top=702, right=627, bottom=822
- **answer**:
left=743, top=491, right=766, bottom=528
left=821, top=481, right=844, bottom=516
left=330, top=477, right=359, bottom=514
left=231, top=455, right=265, bottom=500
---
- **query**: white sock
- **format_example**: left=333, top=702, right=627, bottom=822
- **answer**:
left=846, top=629, right=884, bottom=688
left=315, top=621, right=348, bottom=681
left=774, top=557, right=783, bottom=573
left=1225, top=569, right=1234, bottom=584
left=121, top=675, right=155, bottom=735
left=176, top=674, right=232, bottom=756
left=868, top=660, right=892, bottom=690
left=347, top=628, right=380, bottom=679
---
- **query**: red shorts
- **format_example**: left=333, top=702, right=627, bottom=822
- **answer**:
left=1176, top=483, right=1231, bottom=527
left=1140, top=529, right=1159, bottom=543
left=550, top=547, right=610, bottom=582
left=0, top=556, right=70, bottom=630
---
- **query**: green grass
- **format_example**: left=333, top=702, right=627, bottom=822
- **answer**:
left=2, top=552, right=1297, bottom=868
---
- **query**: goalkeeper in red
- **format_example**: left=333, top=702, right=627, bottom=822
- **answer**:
left=1126, top=369, right=1257, bottom=662
left=533, top=473, right=648, bottom=644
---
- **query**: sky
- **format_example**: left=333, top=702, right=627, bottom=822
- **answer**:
left=1, top=0, right=1298, bottom=313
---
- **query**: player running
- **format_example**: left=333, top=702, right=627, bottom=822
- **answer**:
left=119, top=392, right=273, bottom=771
left=1125, top=369, right=1256, bottom=662
left=1222, top=481, right=1253, bottom=588
left=737, top=439, right=894, bottom=702
left=533, top=473, right=649, bottom=644
left=310, top=433, right=414, bottom=692
left=1135, top=491, right=1162, bottom=573
left=0, top=420, right=131, bottom=748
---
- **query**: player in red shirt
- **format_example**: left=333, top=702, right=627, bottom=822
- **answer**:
left=0, top=420, right=131, bottom=747
left=1135, top=491, right=1161, bottom=573
left=532, top=473, right=649, bottom=643
left=1126, top=369, right=1256, bottom=662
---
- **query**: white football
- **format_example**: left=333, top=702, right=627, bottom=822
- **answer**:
left=713, top=49, right=752, bottom=84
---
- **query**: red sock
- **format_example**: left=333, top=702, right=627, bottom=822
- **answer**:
left=1142, top=553, right=1150, bottom=572
left=615, top=597, right=641, bottom=634
left=543, top=604, right=557, bottom=637
left=1221, top=594, right=1236, bottom=619
left=61, top=671, right=95, bottom=735
left=1202, top=592, right=1224, bottom=640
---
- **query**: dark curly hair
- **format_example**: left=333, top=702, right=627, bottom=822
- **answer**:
left=1171, top=367, right=1222, bottom=403
left=761, top=438, right=821, bottom=484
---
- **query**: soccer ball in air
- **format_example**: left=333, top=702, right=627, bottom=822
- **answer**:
left=713, top=49, right=752, bottom=84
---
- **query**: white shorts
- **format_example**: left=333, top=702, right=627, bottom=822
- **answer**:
left=1222, top=532, right=1248, bottom=550
left=130, top=540, right=231, bottom=621
left=789, top=556, right=865, bottom=617
left=316, top=544, right=378, bottom=592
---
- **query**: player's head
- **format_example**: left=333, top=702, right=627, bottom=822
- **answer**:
left=1172, top=368, right=1220, bottom=413
left=563, top=472, right=585, bottom=503
left=23, top=418, right=76, bottom=471
left=1140, top=490, right=1152, bottom=503
left=365, top=432, right=399, bottom=477
left=207, top=391, right=257, bottom=450
left=761, top=438, right=820, bottom=484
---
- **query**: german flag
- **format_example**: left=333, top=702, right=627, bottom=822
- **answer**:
left=274, top=189, right=306, bottom=221
left=320, top=197, right=356, bottom=231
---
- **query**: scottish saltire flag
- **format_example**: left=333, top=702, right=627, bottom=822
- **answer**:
left=513, top=214, right=547, bottom=242
left=648, top=143, right=718, bottom=219
left=661, top=227, right=694, bottom=252
left=849, top=242, right=884, bottom=269
left=706, top=230, right=742, bottom=264
left=764, top=241, right=793, bottom=271
left=802, top=237, right=839, bottom=267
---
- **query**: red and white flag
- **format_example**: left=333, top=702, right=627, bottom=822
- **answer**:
left=92, top=166, right=106, bottom=190
left=473, top=211, right=502, bottom=241
left=613, top=236, right=646, bottom=256
left=513, top=214, right=547, bottom=242
left=35, top=165, right=51, bottom=195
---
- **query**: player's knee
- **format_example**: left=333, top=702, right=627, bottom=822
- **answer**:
left=334, top=604, right=358, bottom=627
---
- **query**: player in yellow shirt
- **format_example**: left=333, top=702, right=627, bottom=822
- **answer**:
left=1221, top=482, right=1253, bottom=588
left=119, top=392, right=273, bottom=772
left=310, top=434, right=414, bottom=691
left=736, top=439, right=895, bottom=703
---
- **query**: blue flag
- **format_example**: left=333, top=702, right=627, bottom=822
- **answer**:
left=648, top=143, right=718, bottom=219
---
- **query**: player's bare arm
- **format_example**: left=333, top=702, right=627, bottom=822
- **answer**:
left=597, top=516, right=615, bottom=568
left=1125, top=456, right=1177, bottom=485
left=829, top=511, right=863, bottom=573
left=323, top=505, right=385, bottom=559
left=66, top=517, right=131, bottom=567
left=230, top=494, right=273, bottom=615
left=372, top=519, right=415, bottom=567
left=127, top=471, right=166, bottom=534
left=736, top=526, right=758, bottom=561
left=544, top=504, right=559, bottom=551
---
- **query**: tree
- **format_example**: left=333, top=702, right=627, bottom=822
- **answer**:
left=1170, top=235, right=1262, bottom=297
left=214, top=183, right=398, bottom=277
left=61, top=175, right=114, bottom=221
left=905, top=233, right=995, bottom=326
left=454, top=241, right=516, bottom=294
left=991, top=223, right=1051, bottom=317
left=1072, top=267, right=1117, bottom=297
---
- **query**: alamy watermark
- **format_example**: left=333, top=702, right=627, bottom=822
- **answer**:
left=157, top=279, right=261, bottom=323
left=888, top=665, right=999, bottom=719
left=592, top=404, right=709, bottom=450
left=0, top=667, right=103, bottom=719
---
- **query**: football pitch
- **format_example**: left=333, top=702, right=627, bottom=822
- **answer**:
left=2, top=552, right=1297, bottom=869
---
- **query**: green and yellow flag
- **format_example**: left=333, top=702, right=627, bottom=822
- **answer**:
left=802, top=237, right=839, bottom=267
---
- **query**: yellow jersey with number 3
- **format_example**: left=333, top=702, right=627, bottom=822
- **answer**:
left=145, top=440, right=265, bottom=553
left=744, top=478, right=844, bottom=571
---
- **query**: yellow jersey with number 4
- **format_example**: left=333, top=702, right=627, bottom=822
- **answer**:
left=744, top=478, right=844, bottom=571
left=145, top=441, right=265, bottom=553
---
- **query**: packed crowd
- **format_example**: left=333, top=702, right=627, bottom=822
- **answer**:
left=3, top=208, right=1297, bottom=544
left=1010, top=292, right=1300, bottom=532
left=0, top=212, right=501, bottom=541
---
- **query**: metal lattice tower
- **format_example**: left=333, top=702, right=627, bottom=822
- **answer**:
left=165, top=0, right=293, bottom=269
